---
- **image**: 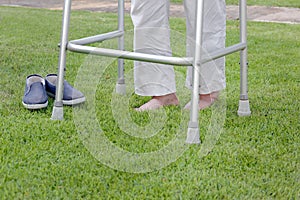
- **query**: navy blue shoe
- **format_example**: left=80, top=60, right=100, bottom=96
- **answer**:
left=22, top=74, right=48, bottom=109
left=45, top=74, right=85, bottom=105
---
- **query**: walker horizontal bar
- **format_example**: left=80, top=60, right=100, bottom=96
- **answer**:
left=70, top=30, right=124, bottom=45
left=67, top=42, right=246, bottom=66
left=68, top=42, right=194, bottom=66
left=201, top=42, right=247, bottom=64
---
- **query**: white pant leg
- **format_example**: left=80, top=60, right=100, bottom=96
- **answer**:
left=184, top=0, right=226, bottom=94
left=131, top=0, right=176, bottom=96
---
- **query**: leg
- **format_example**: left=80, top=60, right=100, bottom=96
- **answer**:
left=116, top=0, right=126, bottom=95
left=184, top=0, right=226, bottom=110
left=131, top=0, right=179, bottom=111
left=238, top=0, right=251, bottom=116
left=51, top=0, right=72, bottom=120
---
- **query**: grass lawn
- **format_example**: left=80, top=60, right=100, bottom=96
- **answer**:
left=0, top=6, right=299, bottom=199
left=171, top=0, right=300, bottom=8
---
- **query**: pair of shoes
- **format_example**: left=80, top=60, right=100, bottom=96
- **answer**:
left=22, top=74, right=85, bottom=110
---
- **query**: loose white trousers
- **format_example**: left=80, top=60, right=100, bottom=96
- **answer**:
left=131, top=0, right=226, bottom=96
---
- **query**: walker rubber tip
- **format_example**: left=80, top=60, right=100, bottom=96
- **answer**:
left=238, top=100, right=251, bottom=116
left=51, top=106, right=64, bottom=120
left=186, top=127, right=201, bottom=144
left=115, top=83, right=126, bottom=95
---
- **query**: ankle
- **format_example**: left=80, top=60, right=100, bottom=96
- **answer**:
left=199, top=91, right=219, bottom=102
left=152, top=93, right=179, bottom=105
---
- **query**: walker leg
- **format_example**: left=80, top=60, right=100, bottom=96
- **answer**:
left=115, top=0, right=126, bottom=95
left=186, top=122, right=200, bottom=144
left=51, top=0, right=72, bottom=120
left=186, top=0, right=205, bottom=144
left=238, top=0, right=251, bottom=116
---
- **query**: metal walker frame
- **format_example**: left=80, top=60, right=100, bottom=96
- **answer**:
left=51, top=0, right=251, bottom=144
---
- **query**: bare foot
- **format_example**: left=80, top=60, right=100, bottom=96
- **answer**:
left=184, top=91, right=219, bottom=110
left=135, top=93, right=179, bottom=112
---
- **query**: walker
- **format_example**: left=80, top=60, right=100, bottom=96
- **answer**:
left=51, top=0, right=251, bottom=144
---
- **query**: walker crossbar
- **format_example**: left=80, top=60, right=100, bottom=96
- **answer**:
left=68, top=43, right=194, bottom=66
left=70, top=30, right=124, bottom=45
left=51, top=0, right=251, bottom=144
left=66, top=41, right=246, bottom=66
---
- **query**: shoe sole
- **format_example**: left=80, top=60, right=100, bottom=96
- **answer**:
left=22, top=101, right=48, bottom=110
left=47, top=92, right=86, bottom=105
left=63, top=96, right=86, bottom=105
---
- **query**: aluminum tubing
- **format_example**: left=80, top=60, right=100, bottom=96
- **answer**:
left=67, top=43, right=193, bottom=66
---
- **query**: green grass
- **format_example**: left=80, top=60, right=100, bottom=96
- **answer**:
left=170, top=0, right=300, bottom=8
left=0, top=6, right=300, bottom=199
